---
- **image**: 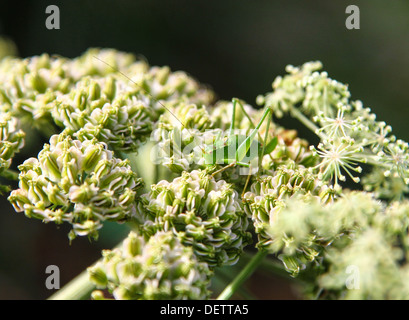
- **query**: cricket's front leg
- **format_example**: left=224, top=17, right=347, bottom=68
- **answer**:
left=210, top=161, right=237, bottom=178
left=236, top=107, right=272, bottom=163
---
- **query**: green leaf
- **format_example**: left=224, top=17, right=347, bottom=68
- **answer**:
left=263, top=136, right=278, bottom=155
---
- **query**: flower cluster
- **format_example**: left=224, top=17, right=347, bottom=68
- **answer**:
left=51, top=76, right=154, bottom=152
left=362, top=167, right=409, bottom=201
left=261, top=128, right=317, bottom=170
left=8, top=133, right=142, bottom=240
left=88, top=231, right=212, bottom=300
left=267, top=192, right=382, bottom=278
left=69, top=48, right=137, bottom=79
left=135, top=169, right=252, bottom=267
left=0, top=112, right=25, bottom=182
left=0, top=48, right=214, bottom=150
left=317, top=194, right=409, bottom=299
left=244, top=180, right=409, bottom=299
left=1, top=48, right=217, bottom=240
left=150, top=101, right=223, bottom=173
left=257, top=61, right=350, bottom=119
left=258, top=62, right=409, bottom=188
left=243, top=162, right=337, bottom=251
left=0, top=53, right=77, bottom=127
left=4, top=46, right=409, bottom=301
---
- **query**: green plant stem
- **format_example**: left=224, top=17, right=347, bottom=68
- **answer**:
left=48, top=269, right=95, bottom=300
left=216, top=250, right=267, bottom=300
left=289, top=106, right=323, bottom=139
left=242, top=251, right=290, bottom=280
left=154, top=163, right=159, bottom=184
left=212, top=269, right=257, bottom=300
left=0, top=168, right=19, bottom=180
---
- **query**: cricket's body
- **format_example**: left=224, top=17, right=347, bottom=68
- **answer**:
left=203, top=133, right=262, bottom=167
left=203, top=98, right=277, bottom=175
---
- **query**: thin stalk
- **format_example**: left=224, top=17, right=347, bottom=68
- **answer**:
left=212, top=268, right=257, bottom=300
left=217, top=250, right=267, bottom=300
left=153, top=163, right=159, bottom=184
left=229, top=98, right=237, bottom=137
left=242, top=251, right=290, bottom=280
left=0, top=168, right=19, bottom=180
left=260, top=111, right=273, bottom=167
left=289, top=106, right=324, bottom=140
left=235, top=98, right=264, bottom=142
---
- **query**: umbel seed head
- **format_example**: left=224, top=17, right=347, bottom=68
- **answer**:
left=88, top=231, right=212, bottom=300
left=135, top=169, right=252, bottom=267
left=8, top=132, right=142, bottom=240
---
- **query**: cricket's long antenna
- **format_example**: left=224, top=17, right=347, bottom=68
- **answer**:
left=93, top=55, right=186, bottom=128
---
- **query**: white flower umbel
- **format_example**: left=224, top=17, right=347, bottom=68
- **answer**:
left=311, top=137, right=364, bottom=185
left=257, top=61, right=409, bottom=189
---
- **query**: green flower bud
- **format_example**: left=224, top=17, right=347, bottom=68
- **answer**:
left=82, top=141, right=105, bottom=172
left=88, top=263, right=108, bottom=288
left=38, top=148, right=61, bottom=181
left=122, top=231, right=143, bottom=257
left=279, top=254, right=302, bottom=277
left=90, top=290, right=107, bottom=300
left=8, top=189, right=30, bottom=212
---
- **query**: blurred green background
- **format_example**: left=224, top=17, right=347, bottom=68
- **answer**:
left=0, top=0, right=408, bottom=299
